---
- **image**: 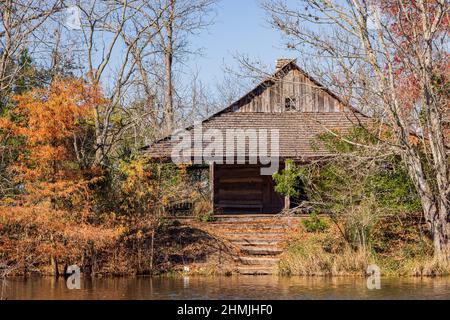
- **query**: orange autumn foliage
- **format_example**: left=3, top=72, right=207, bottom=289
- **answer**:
left=0, top=79, right=122, bottom=273
left=0, top=207, right=121, bottom=267
left=1, top=78, right=102, bottom=210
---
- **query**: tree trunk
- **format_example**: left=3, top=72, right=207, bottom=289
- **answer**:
left=0, top=0, right=12, bottom=93
left=403, top=150, right=450, bottom=261
left=430, top=203, right=450, bottom=262
left=164, top=46, right=174, bottom=133
left=51, top=256, right=59, bottom=278
left=150, top=229, right=155, bottom=275
left=81, top=241, right=95, bottom=276
left=163, top=1, right=175, bottom=134
left=93, top=106, right=104, bottom=166
left=416, top=182, right=449, bottom=262
left=417, top=4, right=450, bottom=261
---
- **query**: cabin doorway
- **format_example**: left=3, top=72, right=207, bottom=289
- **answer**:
left=212, top=164, right=284, bottom=214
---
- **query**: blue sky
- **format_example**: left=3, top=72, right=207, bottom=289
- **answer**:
left=185, top=0, right=293, bottom=85
left=61, top=0, right=294, bottom=99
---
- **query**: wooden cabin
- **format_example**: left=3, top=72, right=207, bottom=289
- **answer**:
left=143, top=59, right=368, bottom=215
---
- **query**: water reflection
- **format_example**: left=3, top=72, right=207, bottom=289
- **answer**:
left=2, top=276, right=450, bottom=300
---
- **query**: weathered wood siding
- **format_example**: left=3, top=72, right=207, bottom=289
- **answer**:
left=237, top=68, right=343, bottom=113
left=213, top=164, right=285, bottom=214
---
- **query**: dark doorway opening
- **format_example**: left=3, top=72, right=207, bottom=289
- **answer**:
left=212, top=164, right=284, bottom=214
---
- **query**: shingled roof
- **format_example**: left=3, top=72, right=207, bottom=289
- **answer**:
left=142, top=60, right=369, bottom=162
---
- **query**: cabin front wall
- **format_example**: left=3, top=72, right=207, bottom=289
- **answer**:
left=212, top=164, right=285, bottom=214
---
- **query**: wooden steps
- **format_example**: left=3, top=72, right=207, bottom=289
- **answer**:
left=240, top=246, right=283, bottom=256
left=237, top=256, right=279, bottom=266
left=231, top=239, right=281, bottom=246
left=224, top=232, right=286, bottom=239
left=209, top=223, right=287, bottom=230
left=186, top=215, right=300, bottom=275
left=236, top=266, right=276, bottom=275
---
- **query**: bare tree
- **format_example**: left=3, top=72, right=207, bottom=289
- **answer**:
left=70, top=0, right=162, bottom=165
left=179, top=68, right=219, bottom=123
left=150, top=0, right=217, bottom=134
left=262, top=0, right=449, bottom=260
left=0, top=0, right=62, bottom=101
left=65, top=0, right=217, bottom=164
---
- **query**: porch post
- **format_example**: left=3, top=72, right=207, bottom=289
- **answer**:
left=209, top=162, right=215, bottom=212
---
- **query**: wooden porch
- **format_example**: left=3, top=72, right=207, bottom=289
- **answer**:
left=210, top=164, right=285, bottom=215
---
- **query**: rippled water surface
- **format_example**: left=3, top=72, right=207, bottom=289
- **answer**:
left=3, top=276, right=450, bottom=300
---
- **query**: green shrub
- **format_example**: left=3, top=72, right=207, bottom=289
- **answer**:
left=196, top=211, right=216, bottom=223
left=302, top=212, right=329, bottom=233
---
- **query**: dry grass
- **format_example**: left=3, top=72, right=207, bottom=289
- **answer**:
left=397, top=258, right=450, bottom=276
left=279, top=219, right=450, bottom=277
left=279, top=226, right=370, bottom=276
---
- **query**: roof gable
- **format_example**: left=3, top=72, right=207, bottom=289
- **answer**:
left=211, top=59, right=361, bottom=117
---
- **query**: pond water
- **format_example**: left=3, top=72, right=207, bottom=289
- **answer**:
left=2, top=276, right=450, bottom=300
